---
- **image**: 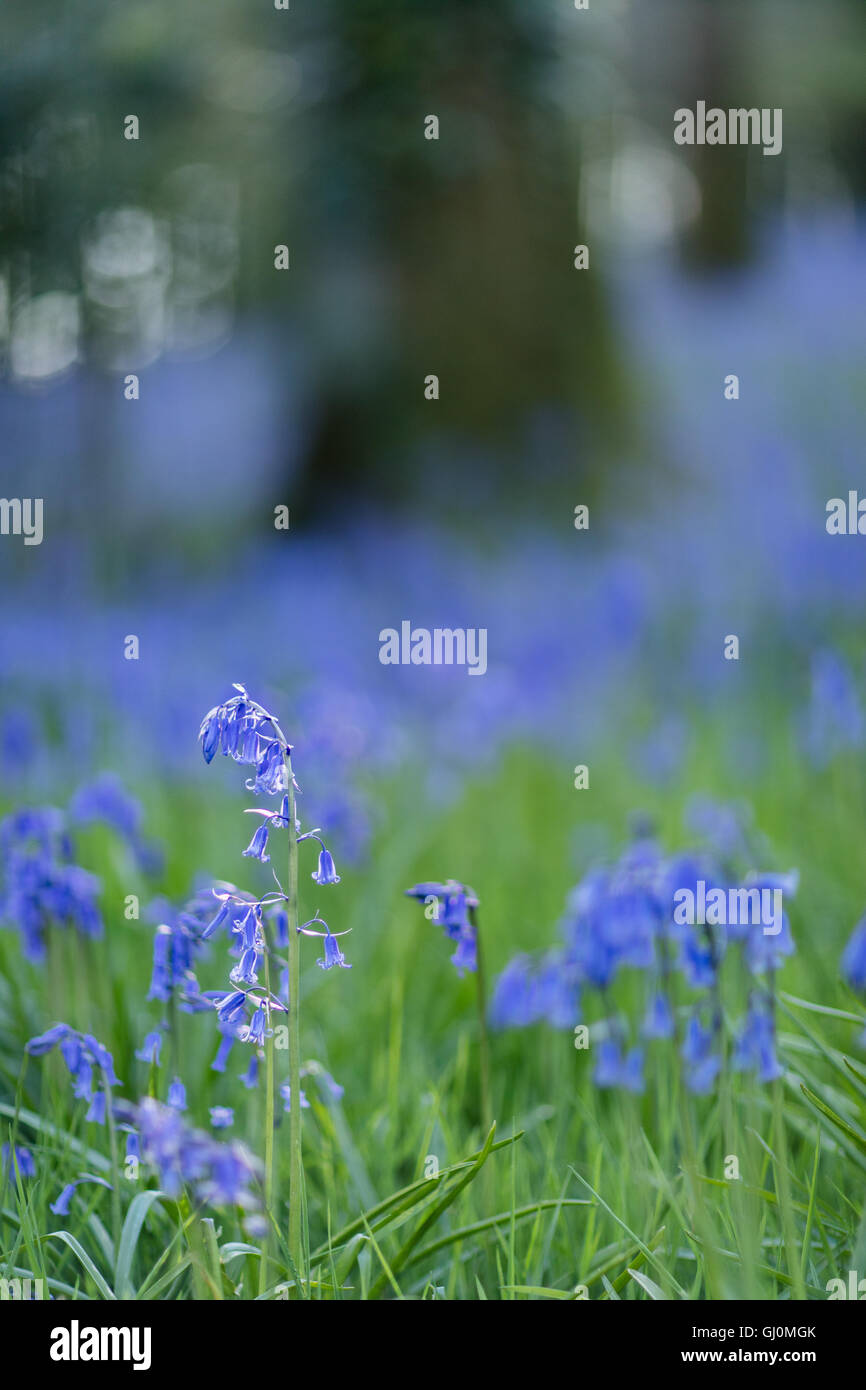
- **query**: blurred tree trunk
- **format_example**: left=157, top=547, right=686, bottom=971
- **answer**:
left=292, top=0, right=624, bottom=519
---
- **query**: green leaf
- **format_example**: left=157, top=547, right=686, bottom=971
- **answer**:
left=800, top=1085, right=866, bottom=1155
left=115, top=1191, right=167, bottom=1298
left=404, top=1199, right=590, bottom=1273
left=368, top=1122, right=502, bottom=1299
left=499, top=1284, right=579, bottom=1300
left=627, top=1267, right=668, bottom=1300
left=309, top=1129, right=524, bottom=1264
left=47, top=1230, right=116, bottom=1299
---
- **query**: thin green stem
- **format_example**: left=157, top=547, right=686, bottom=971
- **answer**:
left=284, top=753, right=304, bottom=1293
left=471, top=907, right=493, bottom=1228
left=103, top=1071, right=122, bottom=1252
left=471, top=909, right=492, bottom=1136
left=259, top=939, right=275, bottom=1296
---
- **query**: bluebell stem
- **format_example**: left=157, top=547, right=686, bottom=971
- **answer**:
left=404, top=878, right=491, bottom=1133
left=199, top=684, right=348, bottom=1293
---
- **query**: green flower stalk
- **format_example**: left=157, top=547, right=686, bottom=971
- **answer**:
left=199, top=685, right=349, bottom=1297
left=404, top=880, right=492, bottom=1134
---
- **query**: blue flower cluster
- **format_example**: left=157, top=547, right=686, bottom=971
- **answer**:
left=199, top=684, right=291, bottom=796
left=199, top=686, right=348, bottom=1082
left=25, top=1024, right=121, bottom=1125
left=404, top=880, right=479, bottom=975
left=143, top=884, right=223, bottom=1010
left=69, top=772, right=163, bottom=876
left=490, top=818, right=797, bottom=1095
left=0, top=807, right=103, bottom=961
left=121, top=1097, right=263, bottom=1221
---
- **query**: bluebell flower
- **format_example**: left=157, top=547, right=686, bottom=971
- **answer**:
left=681, top=1012, right=721, bottom=1094
left=841, top=915, right=866, bottom=991
left=230, top=946, right=261, bottom=987
left=642, top=990, right=675, bottom=1040
left=49, top=1175, right=113, bottom=1217
left=489, top=956, right=535, bottom=1029
left=592, top=1036, right=645, bottom=1092
left=317, top=928, right=351, bottom=971
left=0, top=810, right=104, bottom=960
left=240, top=1053, right=259, bottom=1090
left=215, top=991, right=248, bottom=1026
left=594, top=1039, right=624, bottom=1089
left=682, top=1013, right=716, bottom=1066
left=405, top=878, right=479, bottom=974
left=134, top=1097, right=262, bottom=1218
left=311, top=847, right=340, bottom=885
left=25, top=1025, right=120, bottom=1123
left=50, top=1182, right=77, bottom=1216
left=678, top=931, right=718, bottom=990
left=247, top=1006, right=267, bottom=1046
left=144, top=890, right=214, bottom=1005
left=742, top=873, right=797, bottom=975
left=732, top=998, right=784, bottom=1082
left=210, top=1107, right=234, bottom=1129
left=243, top=824, right=270, bottom=863
left=530, top=951, right=580, bottom=1027
left=620, top=1046, right=646, bottom=1094
left=125, top=1132, right=140, bottom=1162
left=25, top=1023, right=71, bottom=1055
left=450, top=928, right=477, bottom=976
left=2, top=1143, right=36, bottom=1178
left=280, top=1084, right=310, bottom=1112
left=86, top=1091, right=106, bottom=1124
left=202, top=900, right=231, bottom=941
left=199, top=685, right=290, bottom=797
left=135, top=1030, right=163, bottom=1066
left=88, top=1033, right=121, bottom=1086
left=147, top=926, right=173, bottom=1002
left=271, top=909, right=289, bottom=948
left=167, top=1078, right=187, bottom=1111
left=802, top=650, right=865, bottom=767
left=69, top=773, right=161, bottom=874
left=72, top=1057, right=93, bottom=1102
left=686, top=1052, right=722, bottom=1094
left=211, top=1031, right=235, bottom=1073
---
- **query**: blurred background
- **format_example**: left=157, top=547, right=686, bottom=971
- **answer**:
left=0, top=0, right=864, bottom=890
